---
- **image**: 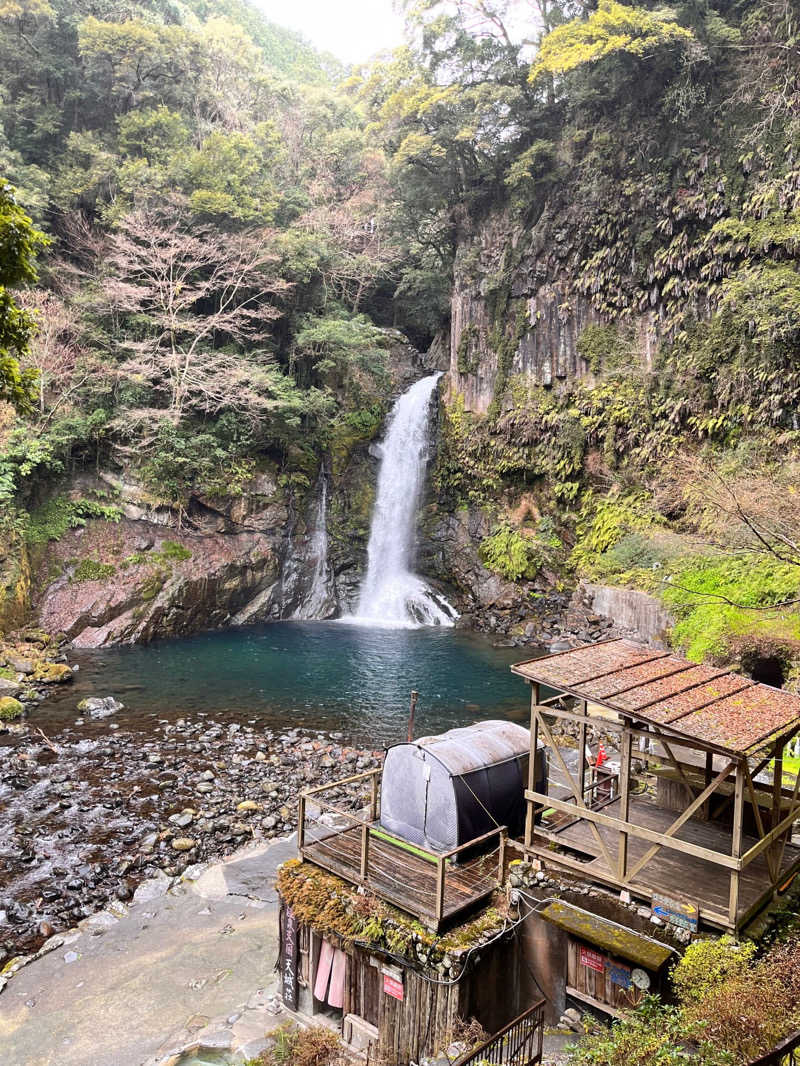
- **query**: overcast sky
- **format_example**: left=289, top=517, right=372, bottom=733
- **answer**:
left=257, top=0, right=406, bottom=63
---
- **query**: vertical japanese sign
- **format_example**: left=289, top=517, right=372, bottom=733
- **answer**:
left=282, top=906, right=299, bottom=1010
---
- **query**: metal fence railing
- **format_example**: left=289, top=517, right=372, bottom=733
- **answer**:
left=748, top=1032, right=800, bottom=1066
left=451, top=999, right=546, bottom=1066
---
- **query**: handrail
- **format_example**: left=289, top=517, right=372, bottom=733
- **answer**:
left=301, top=767, right=382, bottom=797
left=748, top=1031, right=800, bottom=1066
left=299, top=770, right=507, bottom=929
left=451, top=999, right=546, bottom=1066
left=441, top=825, right=508, bottom=860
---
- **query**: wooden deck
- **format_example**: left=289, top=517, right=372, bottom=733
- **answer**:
left=540, top=793, right=800, bottom=928
left=301, top=825, right=500, bottom=928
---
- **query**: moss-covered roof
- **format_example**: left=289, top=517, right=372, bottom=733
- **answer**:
left=277, top=859, right=507, bottom=971
left=540, top=900, right=673, bottom=970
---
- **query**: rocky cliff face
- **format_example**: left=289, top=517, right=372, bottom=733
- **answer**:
left=447, top=209, right=600, bottom=413
left=20, top=332, right=444, bottom=646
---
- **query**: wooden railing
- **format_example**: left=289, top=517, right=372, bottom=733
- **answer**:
left=451, top=999, right=546, bottom=1066
left=748, top=1032, right=800, bottom=1066
left=298, top=770, right=506, bottom=925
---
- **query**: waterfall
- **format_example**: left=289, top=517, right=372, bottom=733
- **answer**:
left=292, top=467, right=335, bottom=620
left=346, top=373, right=457, bottom=628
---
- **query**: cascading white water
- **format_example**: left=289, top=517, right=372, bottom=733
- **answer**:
left=346, top=373, right=457, bottom=628
left=293, top=468, right=333, bottom=620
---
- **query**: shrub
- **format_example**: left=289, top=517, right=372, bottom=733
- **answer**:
left=71, top=558, right=117, bottom=583
left=566, top=996, right=722, bottom=1066
left=26, top=495, right=122, bottom=546
left=158, top=540, right=191, bottom=562
left=672, top=935, right=755, bottom=1006
left=662, top=555, right=800, bottom=663
left=480, top=523, right=542, bottom=581
left=250, top=1024, right=341, bottom=1066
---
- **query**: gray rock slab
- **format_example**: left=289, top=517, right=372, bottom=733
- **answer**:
left=0, top=836, right=292, bottom=1066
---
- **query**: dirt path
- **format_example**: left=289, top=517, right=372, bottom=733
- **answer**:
left=0, top=836, right=295, bottom=1066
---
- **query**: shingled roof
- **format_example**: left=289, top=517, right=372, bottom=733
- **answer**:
left=511, top=639, right=800, bottom=757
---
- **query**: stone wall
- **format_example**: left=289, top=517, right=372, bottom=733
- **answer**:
left=582, top=582, right=674, bottom=647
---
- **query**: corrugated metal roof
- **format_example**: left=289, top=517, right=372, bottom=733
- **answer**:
left=512, top=639, right=800, bottom=756
left=402, top=720, right=530, bottom=775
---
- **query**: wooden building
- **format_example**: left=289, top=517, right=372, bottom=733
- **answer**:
left=513, top=639, right=800, bottom=932
left=278, top=887, right=537, bottom=1064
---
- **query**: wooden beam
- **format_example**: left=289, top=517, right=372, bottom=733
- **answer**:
left=534, top=710, right=617, bottom=872
left=524, top=683, right=540, bottom=849
left=623, top=759, right=737, bottom=883
left=434, top=856, right=446, bottom=925
left=302, top=768, right=381, bottom=796
left=531, top=702, right=735, bottom=757
left=711, top=750, right=774, bottom=820
left=772, top=740, right=784, bottom=831
left=360, top=822, right=370, bottom=880
left=522, top=840, right=735, bottom=930
left=525, top=789, right=741, bottom=869
left=703, top=751, right=713, bottom=819
left=774, top=762, right=800, bottom=876
left=741, top=790, right=800, bottom=867
left=728, top=762, right=745, bottom=927
left=617, top=725, right=632, bottom=881
left=744, top=763, right=776, bottom=882
left=653, top=730, right=696, bottom=805
left=298, top=794, right=306, bottom=850
left=577, top=699, right=588, bottom=807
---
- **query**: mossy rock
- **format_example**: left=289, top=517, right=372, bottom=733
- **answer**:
left=32, top=662, right=74, bottom=684
left=71, top=558, right=117, bottom=583
left=0, top=696, right=24, bottom=720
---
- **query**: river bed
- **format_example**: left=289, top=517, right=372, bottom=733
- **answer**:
left=0, top=621, right=536, bottom=966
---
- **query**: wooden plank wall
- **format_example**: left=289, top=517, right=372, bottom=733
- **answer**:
left=566, top=937, right=643, bottom=1014
left=345, top=934, right=523, bottom=1064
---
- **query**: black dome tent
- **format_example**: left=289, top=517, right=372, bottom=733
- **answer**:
left=379, top=720, right=547, bottom=853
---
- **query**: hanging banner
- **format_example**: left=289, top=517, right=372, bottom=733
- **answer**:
left=580, top=945, right=605, bottom=973
left=282, top=906, right=299, bottom=1010
left=652, top=892, right=699, bottom=933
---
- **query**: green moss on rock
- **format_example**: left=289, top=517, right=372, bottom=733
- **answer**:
left=0, top=696, right=23, bottom=720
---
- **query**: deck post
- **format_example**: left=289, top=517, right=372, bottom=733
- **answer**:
left=360, top=821, right=370, bottom=881
left=370, top=771, right=379, bottom=822
left=772, top=740, right=783, bottom=831
left=298, top=793, right=306, bottom=851
left=617, top=723, right=632, bottom=881
left=435, top=855, right=446, bottom=925
left=524, top=683, right=540, bottom=850
left=771, top=741, right=784, bottom=889
left=728, top=760, right=745, bottom=928
left=498, top=828, right=507, bottom=883
left=577, top=699, right=588, bottom=804
left=703, top=751, right=713, bottom=819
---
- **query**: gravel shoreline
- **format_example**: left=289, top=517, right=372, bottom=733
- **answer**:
left=0, top=713, right=381, bottom=969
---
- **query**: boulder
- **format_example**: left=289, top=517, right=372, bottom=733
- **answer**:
left=0, top=696, right=24, bottom=720
left=0, top=677, right=22, bottom=696
left=32, top=662, right=73, bottom=684
left=77, top=696, right=124, bottom=718
left=6, top=655, right=33, bottom=674
left=171, top=837, right=196, bottom=852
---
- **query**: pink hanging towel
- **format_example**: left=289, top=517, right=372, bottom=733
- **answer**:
left=314, top=939, right=334, bottom=1002
left=327, top=947, right=347, bottom=1009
